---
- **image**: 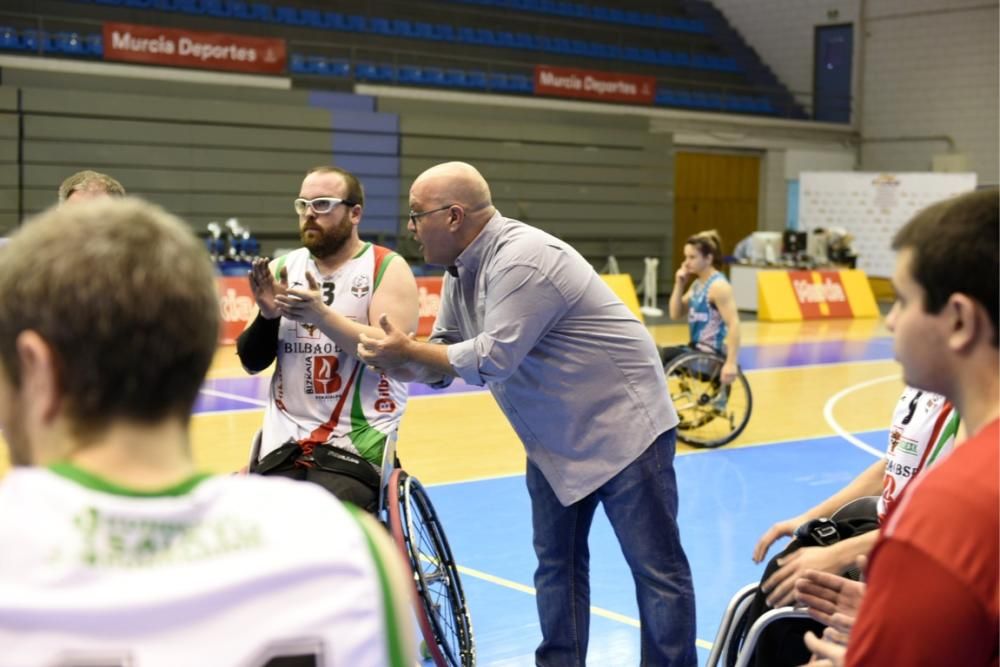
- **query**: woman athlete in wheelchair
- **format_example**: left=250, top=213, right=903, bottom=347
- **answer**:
left=662, top=229, right=752, bottom=448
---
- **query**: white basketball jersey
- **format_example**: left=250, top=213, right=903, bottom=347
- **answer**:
left=0, top=464, right=409, bottom=667
left=262, top=244, right=408, bottom=464
left=878, top=387, right=959, bottom=521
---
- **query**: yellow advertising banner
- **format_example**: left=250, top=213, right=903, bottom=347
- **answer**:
left=758, top=269, right=878, bottom=321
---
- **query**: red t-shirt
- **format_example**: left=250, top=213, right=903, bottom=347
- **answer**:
left=847, top=418, right=999, bottom=666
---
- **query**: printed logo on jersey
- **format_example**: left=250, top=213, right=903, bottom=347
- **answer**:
left=305, top=355, right=342, bottom=395
left=296, top=321, right=321, bottom=339
left=351, top=274, right=371, bottom=298
left=374, top=373, right=396, bottom=413
left=71, top=506, right=262, bottom=568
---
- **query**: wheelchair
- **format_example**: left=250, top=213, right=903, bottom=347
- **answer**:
left=248, top=431, right=476, bottom=667
left=706, top=583, right=811, bottom=667
left=663, top=347, right=752, bottom=448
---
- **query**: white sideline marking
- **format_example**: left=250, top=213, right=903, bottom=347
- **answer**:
left=198, top=388, right=268, bottom=407
left=452, top=563, right=713, bottom=650
left=822, top=374, right=901, bottom=458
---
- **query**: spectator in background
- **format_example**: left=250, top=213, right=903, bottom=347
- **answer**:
left=58, top=169, right=126, bottom=203
left=0, top=198, right=415, bottom=666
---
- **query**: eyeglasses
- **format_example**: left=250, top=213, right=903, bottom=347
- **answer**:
left=294, top=197, right=357, bottom=216
left=408, top=203, right=455, bottom=225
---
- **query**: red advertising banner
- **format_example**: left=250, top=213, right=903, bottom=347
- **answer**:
left=218, top=276, right=255, bottom=344
left=787, top=271, right=854, bottom=319
left=416, top=276, right=443, bottom=337
left=103, top=22, right=286, bottom=74
left=534, top=64, right=655, bottom=104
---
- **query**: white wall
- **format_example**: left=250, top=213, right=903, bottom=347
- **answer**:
left=860, top=0, right=999, bottom=184
left=710, top=0, right=999, bottom=185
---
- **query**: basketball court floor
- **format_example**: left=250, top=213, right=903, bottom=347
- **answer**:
left=0, top=314, right=903, bottom=665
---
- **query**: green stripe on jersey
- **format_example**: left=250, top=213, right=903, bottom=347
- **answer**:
left=49, top=462, right=211, bottom=497
left=345, top=504, right=409, bottom=667
left=353, top=241, right=372, bottom=259
left=374, top=252, right=399, bottom=290
left=348, top=365, right=388, bottom=465
left=928, top=409, right=961, bottom=465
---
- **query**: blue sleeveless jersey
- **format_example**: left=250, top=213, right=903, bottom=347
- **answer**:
left=687, top=272, right=728, bottom=352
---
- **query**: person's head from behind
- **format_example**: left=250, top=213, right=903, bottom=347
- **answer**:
left=58, top=170, right=126, bottom=204
left=407, top=161, right=495, bottom=266
left=887, top=188, right=998, bottom=397
left=295, top=166, right=365, bottom=259
left=684, top=229, right=723, bottom=275
left=0, top=199, right=220, bottom=466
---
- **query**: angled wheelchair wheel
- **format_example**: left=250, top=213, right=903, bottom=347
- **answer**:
left=388, top=469, right=475, bottom=667
left=665, top=351, right=752, bottom=448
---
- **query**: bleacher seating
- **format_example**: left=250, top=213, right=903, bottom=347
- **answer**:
left=13, top=0, right=800, bottom=118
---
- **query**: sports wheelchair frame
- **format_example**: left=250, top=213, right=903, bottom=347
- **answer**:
left=248, top=432, right=476, bottom=667
left=664, top=349, right=752, bottom=448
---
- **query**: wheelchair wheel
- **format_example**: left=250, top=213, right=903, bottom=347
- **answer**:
left=665, top=351, right=752, bottom=448
left=387, top=469, right=475, bottom=667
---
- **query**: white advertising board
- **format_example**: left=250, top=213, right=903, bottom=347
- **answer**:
left=799, top=172, right=977, bottom=277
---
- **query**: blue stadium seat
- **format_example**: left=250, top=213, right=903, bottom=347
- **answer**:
left=20, top=29, right=39, bottom=51
left=673, top=51, right=690, bottom=67
left=412, top=22, right=434, bottom=39
left=290, top=54, right=313, bottom=74
left=488, top=72, right=510, bottom=91
left=624, top=10, right=642, bottom=25
left=591, top=6, right=610, bottom=21
left=692, top=53, right=709, bottom=70
left=551, top=37, right=571, bottom=54
left=588, top=42, right=609, bottom=58
left=495, top=31, right=516, bottom=48
left=623, top=46, right=642, bottom=61
left=465, top=70, right=488, bottom=89
left=203, top=0, right=231, bottom=17
left=474, top=28, right=496, bottom=45
left=608, top=8, right=625, bottom=23
left=0, top=26, right=20, bottom=51
left=375, top=64, right=396, bottom=81
left=705, top=92, right=724, bottom=110
left=369, top=18, right=393, bottom=35
left=48, top=31, right=86, bottom=55
left=508, top=74, right=533, bottom=93
left=342, top=15, right=366, bottom=32
left=398, top=66, right=422, bottom=84
left=639, top=47, right=658, bottom=64
left=513, top=32, right=535, bottom=49
left=124, top=0, right=154, bottom=7
left=275, top=6, right=307, bottom=26
left=354, top=62, right=378, bottom=80
left=457, top=27, right=476, bottom=43
left=392, top=19, right=415, bottom=37
left=175, top=0, right=206, bottom=15
left=535, top=36, right=554, bottom=51
left=83, top=34, right=103, bottom=56
left=322, top=11, right=345, bottom=30
left=570, top=40, right=589, bottom=56
left=444, top=69, right=467, bottom=87
left=298, top=9, right=325, bottom=28
left=422, top=67, right=445, bottom=85
left=431, top=24, right=455, bottom=41
left=229, top=2, right=253, bottom=20
left=605, top=44, right=623, bottom=59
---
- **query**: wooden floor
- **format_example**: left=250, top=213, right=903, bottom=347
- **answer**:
left=0, top=315, right=904, bottom=665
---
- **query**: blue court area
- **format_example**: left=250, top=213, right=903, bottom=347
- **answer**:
left=425, top=432, right=882, bottom=664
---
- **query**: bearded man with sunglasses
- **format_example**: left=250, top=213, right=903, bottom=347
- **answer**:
left=237, top=166, right=419, bottom=512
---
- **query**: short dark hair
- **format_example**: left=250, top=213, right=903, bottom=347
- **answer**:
left=58, top=170, right=126, bottom=202
left=686, top=229, right=724, bottom=270
left=0, top=198, right=220, bottom=438
left=893, top=188, right=998, bottom=345
left=307, top=166, right=365, bottom=207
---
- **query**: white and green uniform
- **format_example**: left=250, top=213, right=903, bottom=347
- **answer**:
left=878, top=387, right=960, bottom=522
left=0, top=464, right=409, bottom=667
left=262, top=243, right=407, bottom=464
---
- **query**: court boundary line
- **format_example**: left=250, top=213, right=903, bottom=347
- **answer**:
left=822, top=373, right=901, bottom=458
left=197, top=388, right=267, bottom=407
left=453, top=563, right=714, bottom=651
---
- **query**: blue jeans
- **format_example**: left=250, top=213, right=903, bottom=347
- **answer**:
left=528, top=428, right=696, bottom=666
